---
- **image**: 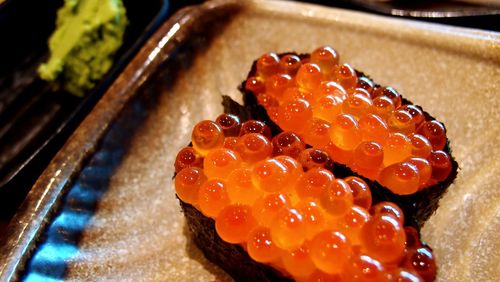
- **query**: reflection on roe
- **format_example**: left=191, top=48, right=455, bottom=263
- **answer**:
left=245, top=46, right=452, bottom=195
left=174, top=114, right=436, bottom=281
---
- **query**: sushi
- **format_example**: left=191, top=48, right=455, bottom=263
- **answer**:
left=239, top=47, right=458, bottom=228
left=174, top=114, right=437, bottom=281
left=172, top=46, right=457, bottom=281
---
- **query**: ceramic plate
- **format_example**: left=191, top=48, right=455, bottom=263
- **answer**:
left=1, top=0, right=499, bottom=281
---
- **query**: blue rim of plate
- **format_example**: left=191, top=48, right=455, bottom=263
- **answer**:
left=23, top=92, right=151, bottom=281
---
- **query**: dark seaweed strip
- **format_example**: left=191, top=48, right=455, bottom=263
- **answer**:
left=180, top=199, right=293, bottom=282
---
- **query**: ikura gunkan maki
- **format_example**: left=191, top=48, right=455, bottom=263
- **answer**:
left=173, top=46, right=457, bottom=281
left=244, top=47, right=453, bottom=194
left=174, top=114, right=437, bottom=282
left=240, top=47, right=458, bottom=228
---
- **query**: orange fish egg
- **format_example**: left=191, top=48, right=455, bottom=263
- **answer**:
left=329, top=114, right=362, bottom=151
left=418, top=120, right=447, bottom=151
left=313, top=81, right=347, bottom=102
left=427, top=150, right=452, bottom=182
left=302, top=118, right=331, bottom=148
left=341, top=206, right=370, bottom=246
left=379, top=162, right=420, bottom=195
left=282, top=244, right=317, bottom=278
left=310, top=46, right=339, bottom=76
left=252, top=193, right=291, bottom=227
left=274, top=155, right=303, bottom=180
left=389, top=269, right=423, bottom=282
left=279, top=54, right=302, bottom=75
left=383, top=133, right=412, bottom=167
left=272, top=131, right=306, bottom=159
left=307, top=271, right=343, bottom=282
left=245, top=76, right=265, bottom=94
left=296, top=167, right=335, bottom=199
left=298, top=148, right=331, bottom=171
left=296, top=200, right=328, bottom=240
left=402, top=247, right=437, bottom=282
left=352, top=141, right=384, bottom=172
left=215, top=113, right=241, bottom=137
left=222, top=136, right=239, bottom=151
left=320, top=179, right=353, bottom=217
left=174, top=146, right=203, bottom=173
left=247, top=226, right=280, bottom=263
left=216, top=204, right=256, bottom=244
left=369, top=201, right=405, bottom=226
left=312, top=94, right=344, bottom=123
left=297, top=63, right=324, bottom=92
left=342, top=93, right=373, bottom=119
left=375, top=87, right=402, bottom=109
left=341, top=254, right=385, bottom=281
left=191, top=120, right=225, bottom=156
left=256, top=52, right=281, bottom=78
left=235, top=133, right=273, bottom=163
left=203, top=148, right=242, bottom=179
left=252, top=158, right=292, bottom=192
left=388, top=109, right=416, bottom=135
left=198, top=179, right=230, bottom=217
left=358, top=114, right=389, bottom=145
left=283, top=87, right=314, bottom=104
left=406, top=157, right=432, bottom=188
left=239, top=120, right=272, bottom=139
left=357, top=77, right=375, bottom=95
left=174, top=167, right=206, bottom=205
left=408, top=133, right=432, bottom=158
left=372, top=95, right=395, bottom=120
left=361, top=215, right=406, bottom=264
left=336, top=64, right=358, bottom=91
left=401, top=105, right=425, bottom=128
left=310, top=230, right=352, bottom=274
left=271, top=208, right=307, bottom=250
left=227, top=167, right=260, bottom=205
left=277, top=98, right=313, bottom=133
left=344, top=176, right=372, bottom=210
left=266, top=73, right=293, bottom=99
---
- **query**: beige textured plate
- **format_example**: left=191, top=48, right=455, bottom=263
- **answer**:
left=1, top=0, right=499, bottom=281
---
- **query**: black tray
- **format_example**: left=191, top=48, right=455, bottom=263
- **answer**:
left=0, top=0, right=170, bottom=220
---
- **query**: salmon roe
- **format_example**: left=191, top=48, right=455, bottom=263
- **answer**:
left=244, top=46, right=452, bottom=194
left=174, top=115, right=436, bottom=281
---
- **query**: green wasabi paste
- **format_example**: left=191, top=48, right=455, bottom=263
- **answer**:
left=39, top=0, right=127, bottom=96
